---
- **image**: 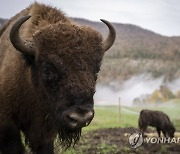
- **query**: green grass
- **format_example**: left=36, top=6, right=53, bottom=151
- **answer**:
left=97, top=143, right=119, bottom=154
left=83, top=106, right=139, bottom=131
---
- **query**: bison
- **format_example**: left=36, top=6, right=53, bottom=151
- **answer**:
left=0, top=3, right=116, bottom=154
left=138, top=109, right=175, bottom=138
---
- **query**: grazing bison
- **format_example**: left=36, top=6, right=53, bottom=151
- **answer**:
left=138, top=109, right=175, bottom=138
left=0, top=3, right=116, bottom=154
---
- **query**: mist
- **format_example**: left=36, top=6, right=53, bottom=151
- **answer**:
left=94, top=73, right=180, bottom=106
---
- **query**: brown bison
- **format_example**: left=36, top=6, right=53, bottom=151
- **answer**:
left=138, top=109, right=175, bottom=138
left=0, top=3, right=116, bottom=154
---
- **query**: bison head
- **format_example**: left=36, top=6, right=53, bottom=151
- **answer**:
left=9, top=16, right=116, bottom=147
left=167, top=123, right=176, bottom=138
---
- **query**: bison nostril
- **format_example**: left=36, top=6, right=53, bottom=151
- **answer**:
left=66, top=115, right=78, bottom=127
left=85, top=111, right=94, bottom=119
left=64, top=114, right=80, bottom=128
left=67, top=115, right=78, bottom=123
left=64, top=111, right=94, bottom=129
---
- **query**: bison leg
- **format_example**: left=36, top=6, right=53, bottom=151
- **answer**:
left=0, top=125, right=24, bottom=154
left=156, top=127, right=161, bottom=137
left=141, top=126, right=147, bottom=138
left=162, top=130, right=167, bottom=137
left=31, top=142, right=54, bottom=154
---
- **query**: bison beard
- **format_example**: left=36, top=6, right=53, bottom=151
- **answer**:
left=58, top=126, right=81, bottom=148
left=55, top=107, right=82, bottom=148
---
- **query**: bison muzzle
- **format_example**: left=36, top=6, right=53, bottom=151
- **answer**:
left=0, top=3, right=116, bottom=154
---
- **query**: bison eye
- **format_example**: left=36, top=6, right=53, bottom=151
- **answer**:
left=42, top=68, right=55, bottom=80
left=41, top=62, right=59, bottom=82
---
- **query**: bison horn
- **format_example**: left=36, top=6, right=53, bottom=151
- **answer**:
left=10, top=15, right=35, bottom=56
left=100, top=19, right=116, bottom=51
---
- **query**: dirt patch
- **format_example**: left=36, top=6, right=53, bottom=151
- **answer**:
left=69, top=127, right=180, bottom=154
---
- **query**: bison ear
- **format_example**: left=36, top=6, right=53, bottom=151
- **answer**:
left=10, top=16, right=36, bottom=65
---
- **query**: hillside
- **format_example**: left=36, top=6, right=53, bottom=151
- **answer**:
left=1, top=17, right=180, bottom=83
left=0, top=18, right=6, bottom=26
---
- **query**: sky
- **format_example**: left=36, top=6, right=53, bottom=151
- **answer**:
left=0, top=0, right=180, bottom=36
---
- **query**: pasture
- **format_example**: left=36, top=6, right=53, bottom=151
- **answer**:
left=60, top=101, right=180, bottom=154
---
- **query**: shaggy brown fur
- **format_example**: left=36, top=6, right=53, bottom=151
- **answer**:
left=139, top=109, right=175, bottom=138
left=0, top=2, right=115, bottom=154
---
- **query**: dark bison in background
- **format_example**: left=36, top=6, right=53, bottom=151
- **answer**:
left=0, top=3, right=116, bottom=154
left=139, top=109, right=175, bottom=138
